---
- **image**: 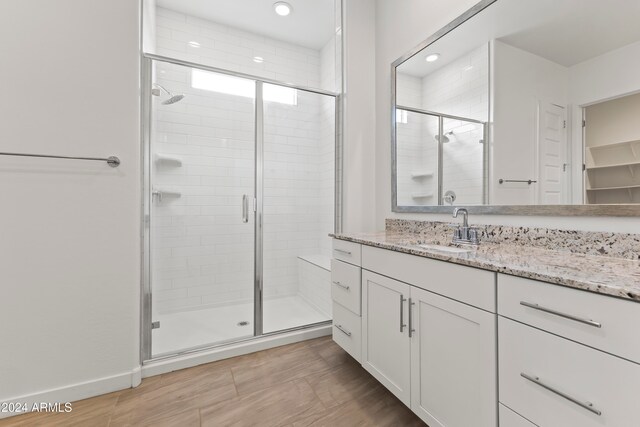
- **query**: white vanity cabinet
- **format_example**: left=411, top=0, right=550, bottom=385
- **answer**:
left=361, top=271, right=412, bottom=405
left=498, top=274, right=640, bottom=427
left=409, top=285, right=496, bottom=427
left=330, top=238, right=640, bottom=427
left=331, top=240, right=363, bottom=362
left=359, top=245, right=498, bottom=427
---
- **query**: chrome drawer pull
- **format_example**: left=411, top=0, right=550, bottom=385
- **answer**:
left=520, top=301, right=602, bottom=328
left=334, top=324, right=352, bottom=337
left=400, top=295, right=407, bottom=332
left=521, top=373, right=602, bottom=416
left=332, top=281, right=350, bottom=291
left=334, top=248, right=352, bottom=255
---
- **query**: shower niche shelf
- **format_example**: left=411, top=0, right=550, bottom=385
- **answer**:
left=411, top=171, right=434, bottom=179
left=154, top=154, right=183, bottom=167
left=411, top=192, right=434, bottom=199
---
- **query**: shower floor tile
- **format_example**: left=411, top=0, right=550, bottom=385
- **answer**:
left=151, top=295, right=330, bottom=357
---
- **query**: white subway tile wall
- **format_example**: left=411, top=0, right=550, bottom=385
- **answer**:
left=423, top=44, right=488, bottom=205
left=155, top=7, right=329, bottom=90
left=150, top=8, right=336, bottom=316
left=396, top=44, right=489, bottom=206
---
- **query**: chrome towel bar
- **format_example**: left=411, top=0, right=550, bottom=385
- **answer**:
left=0, top=152, right=120, bottom=167
left=498, top=178, right=536, bottom=184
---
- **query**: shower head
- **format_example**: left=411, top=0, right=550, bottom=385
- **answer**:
left=162, top=94, right=185, bottom=105
left=153, top=83, right=185, bottom=105
left=434, top=131, right=454, bottom=143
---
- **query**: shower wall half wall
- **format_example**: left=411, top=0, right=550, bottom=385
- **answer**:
left=148, top=7, right=336, bottom=354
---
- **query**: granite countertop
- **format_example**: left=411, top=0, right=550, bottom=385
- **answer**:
left=330, top=231, right=640, bottom=303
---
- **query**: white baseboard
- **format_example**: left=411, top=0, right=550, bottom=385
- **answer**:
left=142, top=324, right=331, bottom=378
left=0, top=368, right=140, bottom=420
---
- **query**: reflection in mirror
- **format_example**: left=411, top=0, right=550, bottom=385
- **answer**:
left=393, top=0, right=640, bottom=212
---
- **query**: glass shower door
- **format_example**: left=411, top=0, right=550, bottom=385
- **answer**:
left=261, top=83, right=335, bottom=334
left=148, top=60, right=256, bottom=357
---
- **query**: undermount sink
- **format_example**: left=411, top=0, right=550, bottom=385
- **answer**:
left=416, top=244, right=472, bottom=254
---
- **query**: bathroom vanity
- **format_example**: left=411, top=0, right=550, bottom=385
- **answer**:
left=329, top=223, right=640, bottom=427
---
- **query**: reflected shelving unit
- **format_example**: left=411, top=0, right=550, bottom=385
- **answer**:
left=585, top=139, right=640, bottom=204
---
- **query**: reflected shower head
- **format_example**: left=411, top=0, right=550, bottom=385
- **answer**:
left=434, top=131, right=454, bottom=143
left=153, top=83, right=185, bottom=105
left=162, top=94, right=185, bottom=105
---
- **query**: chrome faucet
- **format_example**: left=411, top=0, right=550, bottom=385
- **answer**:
left=452, top=208, right=480, bottom=246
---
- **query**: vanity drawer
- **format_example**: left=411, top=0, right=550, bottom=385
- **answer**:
left=362, top=245, right=495, bottom=312
left=332, top=239, right=362, bottom=266
left=331, top=259, right=361, bottom=315
left=499, top=404, right=536, bottom=427
left=499, top=317, right=640, bottom=427
left=332, top=301, right=361, bottom=362
left=498, top=274, right=640, bottom=363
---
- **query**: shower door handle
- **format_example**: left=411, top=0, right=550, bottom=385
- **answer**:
left=242, top=195, right=249, bottom=223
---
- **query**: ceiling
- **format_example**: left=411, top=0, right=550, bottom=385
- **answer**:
left=157, top=0, right=336, bottom=50
left=398, top=0, right=640, bottom=78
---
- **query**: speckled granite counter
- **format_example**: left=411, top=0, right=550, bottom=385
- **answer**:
left=330, top=230, right=640, bottom=303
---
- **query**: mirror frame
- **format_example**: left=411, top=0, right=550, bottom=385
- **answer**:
left=390, top=0, right=640, bottom=216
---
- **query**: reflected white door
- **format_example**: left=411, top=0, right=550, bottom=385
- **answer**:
left=536, top=102, right=568, bottom=204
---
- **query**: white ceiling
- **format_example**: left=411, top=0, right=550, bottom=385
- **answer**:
left=398, top=0, right=640, bottom=78
left=157, top=0, right=336, bottom=50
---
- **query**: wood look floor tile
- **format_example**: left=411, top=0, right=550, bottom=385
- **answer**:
left=0, top=391, right=120, bottom=427
left=303, top=358, right=379, bottom=409
left=109, top=363, right=236, bottom=426
left=306, top=337, right=351, bottom=368
left=0, top=337, right=424, bottom=427
left=292, top=381, right=425, bottom=427
left=200, top=378, right=325, bottom=427
left=231, top=344, right=330, bottom=396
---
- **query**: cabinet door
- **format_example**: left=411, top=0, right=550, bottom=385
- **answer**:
left=410, top=286, right=497, bottom=427
left=362, top=270, right=412, bottom=405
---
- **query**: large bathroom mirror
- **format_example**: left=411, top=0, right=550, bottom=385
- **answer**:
left=392, top=0, right=640, bottom=215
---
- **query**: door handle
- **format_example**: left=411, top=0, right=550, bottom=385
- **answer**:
left=400, top=295, right=407, bottom=332
left=408, top=298, right=415, bottom=337
left=242, top=195, right=249, bottom=223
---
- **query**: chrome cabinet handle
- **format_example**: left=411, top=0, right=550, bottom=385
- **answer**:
left=242, top=195, right=249, bottom=223
left=520, top=373, right=602, bottom=416
left=334, top=248, right=352, bottom=255
left=334, top=324, right=352, bottom=337
left=400, top=295, right=407, bottom=332
left=332, top=281, right=350, bottom=291
left=408, top=298, right=415, bottom=337
left=520, top=301, right=602, bottom=328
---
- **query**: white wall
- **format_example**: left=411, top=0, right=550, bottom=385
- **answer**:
left=342, top=0, right=377, bottom=232
left=373, top=0, right=640, bottom=232
left=491, top=40, right=569, bottom=205
left=0, top=0, right=140, bottom=408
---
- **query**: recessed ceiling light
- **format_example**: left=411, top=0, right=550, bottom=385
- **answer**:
left=425, top=53, right=440, bottom=62
left=463, top=65, right=474, bottom=71
left=253, top=56, right=264, bottom=63
left=274, top=2, right=292, bottom=16
left=188, top=41, right=201, bottom=48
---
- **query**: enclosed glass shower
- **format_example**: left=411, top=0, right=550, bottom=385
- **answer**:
left=142, top=57, right=337, bottom=359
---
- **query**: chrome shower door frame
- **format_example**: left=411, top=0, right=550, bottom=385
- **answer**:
left=140, top=55, right=341, bottom=363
